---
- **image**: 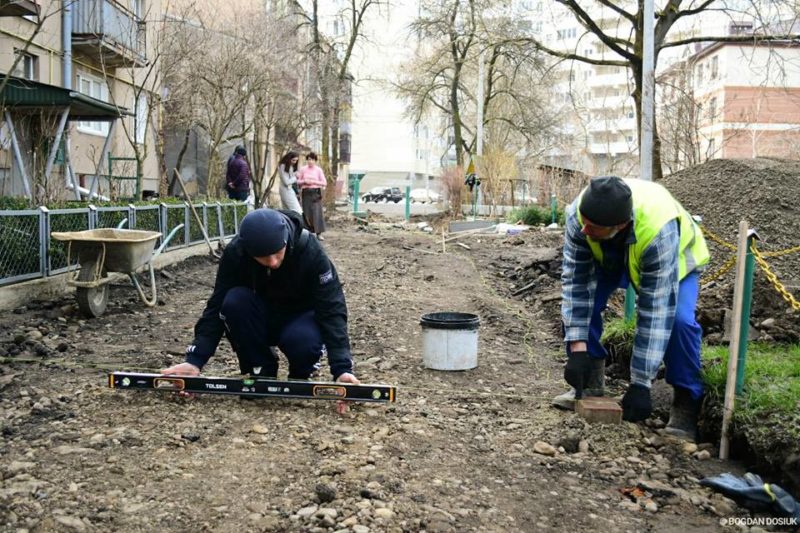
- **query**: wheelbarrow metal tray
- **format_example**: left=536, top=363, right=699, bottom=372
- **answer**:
left=51, top=229, right=162, bottom=272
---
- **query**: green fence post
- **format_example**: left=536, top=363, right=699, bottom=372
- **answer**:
left=353, top=179, right=360, bottom=214
left=624, top=286, right=636, bottom=321
left=405, top=185, right=411, bottom=221
left=550, top=193, right=557, bottom=224
left=735, top=230, right=758, bottom=395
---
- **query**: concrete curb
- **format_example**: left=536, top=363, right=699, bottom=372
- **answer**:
left=0, top=241, right=227, bottom=312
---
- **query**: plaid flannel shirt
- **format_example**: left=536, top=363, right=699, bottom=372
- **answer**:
left=561, top=202, right=680, bottom=388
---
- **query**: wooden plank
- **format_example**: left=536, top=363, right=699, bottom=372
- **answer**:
left=720, top=220, right=749, bottom=460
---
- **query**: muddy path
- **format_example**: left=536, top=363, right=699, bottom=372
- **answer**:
left=0, top=224, right=746, bottom=532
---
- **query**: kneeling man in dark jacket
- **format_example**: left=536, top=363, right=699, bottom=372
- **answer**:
left=161, top=208, right=358, bottom=414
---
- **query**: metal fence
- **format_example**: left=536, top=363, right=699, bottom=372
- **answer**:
left=0, top=202, right=248, bottom=287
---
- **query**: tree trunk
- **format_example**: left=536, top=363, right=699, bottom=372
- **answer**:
left=326, top=102, right=340, bottom=209
left=169, top=128, right=192, bottom=196
left=631, top=63, right=664, bottom=182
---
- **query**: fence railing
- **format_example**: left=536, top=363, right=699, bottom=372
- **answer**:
left=0, top=202, right=247, bottom=287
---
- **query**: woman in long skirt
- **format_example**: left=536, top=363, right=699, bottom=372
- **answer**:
left=296, top=152, right=327, bottom=239
left=277, top=151, right=302, bottom=214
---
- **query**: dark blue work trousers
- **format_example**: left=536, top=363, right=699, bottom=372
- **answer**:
left=220, top=287, right=323, bottom=378
left=573, top=270, right=704, bottom=400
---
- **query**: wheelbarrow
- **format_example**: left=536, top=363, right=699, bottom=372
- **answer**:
left=51, top=225, right=183, bottom=317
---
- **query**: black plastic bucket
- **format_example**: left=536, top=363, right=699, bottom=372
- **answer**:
left=420, top=312, right=480, bottom=330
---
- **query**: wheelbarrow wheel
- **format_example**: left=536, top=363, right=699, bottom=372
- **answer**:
left=76, top=258, right=109, bottom=318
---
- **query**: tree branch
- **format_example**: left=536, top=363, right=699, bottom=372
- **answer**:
left=661, top=33, right=800, bottom=50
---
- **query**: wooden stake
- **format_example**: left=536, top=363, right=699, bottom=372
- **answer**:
left=173, top=168, right=222, bottom=258
left=441, top=228, right=446, bottom=254
left=720, top=220, right=749, bottom=460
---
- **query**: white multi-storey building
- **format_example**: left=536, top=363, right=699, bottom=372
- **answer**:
left=300, top=0, right=446, bottom=195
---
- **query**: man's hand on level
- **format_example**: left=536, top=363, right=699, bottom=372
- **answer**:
left=161, top=362, right=200, bottom=376
left=335, top=373, right=360, bottom=415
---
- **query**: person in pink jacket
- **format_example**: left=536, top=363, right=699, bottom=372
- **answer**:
left=296, top=152, right=327, bottom=240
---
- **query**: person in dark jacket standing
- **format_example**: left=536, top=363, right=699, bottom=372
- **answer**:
left=226, top=146, right=251, bottom=201
left=161, top=208, right=359, bottom=414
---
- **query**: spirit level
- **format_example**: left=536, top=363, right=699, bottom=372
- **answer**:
left=108, top=372, right=396, bottom=403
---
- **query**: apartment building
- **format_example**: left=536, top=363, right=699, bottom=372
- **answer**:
left=531, top=1, right=639, bottom=180
left=660, top=38, right=800, bottom=170
left=302, top=0, right=446, bottom=195
left=1, top=0, right=162, bottom=201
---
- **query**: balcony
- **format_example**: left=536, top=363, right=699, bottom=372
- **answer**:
left=587, top=117, right=637, bottom=133
left=72, top=0, right=146, bottom=68
left=0, top=0, right=39, bottom=16
left=588, top=71, right=629, bottom=88
left=589, top=141, right=635, bottom=155
left=587, top=94, right=632, bottom=110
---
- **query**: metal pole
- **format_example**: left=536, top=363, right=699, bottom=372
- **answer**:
left=550, top=193, right=557, bottom=224
left=353, top=177, right=361, bottom=214
left=44, top=108, right=70, bottom=182
left=735, top=231, right=757, bottom=395
left=405, top=185, right=411, bottom=221
left=640, top=0, right=655, bottom=182
left=625, top=0, right=655, bottom=320
left=477, top=49, right=485, bottom=158
left=5, top=111, right=33, bottom=199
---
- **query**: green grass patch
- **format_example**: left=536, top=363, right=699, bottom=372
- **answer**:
left=702, top=343, right=800, bottom=418
left=507, top=204, right=565, bottom=226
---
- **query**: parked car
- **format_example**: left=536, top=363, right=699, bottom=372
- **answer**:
left=362, top=187, right=404, bottom=203
left=409, top=188, right=441, bottom=204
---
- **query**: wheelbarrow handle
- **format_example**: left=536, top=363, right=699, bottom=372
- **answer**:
left=153, top=223, right=185, bottom=260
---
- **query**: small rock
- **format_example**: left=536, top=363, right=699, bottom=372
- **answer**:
left=682, top=442, right=698, bottom=454
left=578, top=440, right=590, bottom=453
left=373, top=508, right=395, bottom=520
left=760, top=318, right=776, bottom=329
left=315, top=483, right=336, bottom=503
left=54, top=515, right=85, bottom=531
left=695, top=450, right=711, bottom=461
left=352, top=525, right=370, bottom=533
left=297, top=505, right=318, bottom=519
left=6, top=461, right=36, bottom=475
left=533, top=441, right=557, bottom=456
left=251, top=424, right=269, bottom=434
left=644, top=500, right=658, bottom=513
left=181, top=433, right=200, bottom=443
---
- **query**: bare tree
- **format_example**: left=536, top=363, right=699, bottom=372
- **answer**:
left=514, top=0, right=800, bottom=180
left=395, top=0, right=558, bottom=170
left=292, top=0, right=383, bottom=204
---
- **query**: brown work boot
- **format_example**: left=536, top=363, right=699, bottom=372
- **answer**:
left=664, top=387, right=702, bottom=441
left=553, top=357, right=605, bottom=410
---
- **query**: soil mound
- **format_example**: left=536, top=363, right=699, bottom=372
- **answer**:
left=661, top=158, right=800, bottom=342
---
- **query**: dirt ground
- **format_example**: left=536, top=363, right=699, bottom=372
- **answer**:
left=0, top=219, right=762, bottom=533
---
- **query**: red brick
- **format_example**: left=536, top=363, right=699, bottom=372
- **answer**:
left=575, top=397, right=623, bottom=424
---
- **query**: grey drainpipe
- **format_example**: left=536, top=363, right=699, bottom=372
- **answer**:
left=62, top=0, right=72, bottom=89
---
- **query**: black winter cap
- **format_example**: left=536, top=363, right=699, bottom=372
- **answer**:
left=235, top=145, right=247, bottom=156
left=238, top=209, right=289, bottom=257
left=579, top=176, right=633, bottom=227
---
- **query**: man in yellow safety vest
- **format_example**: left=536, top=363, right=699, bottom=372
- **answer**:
left=555, top=176, right=710, bottom=441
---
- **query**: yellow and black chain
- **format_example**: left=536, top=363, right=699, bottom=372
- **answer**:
left=701, top=226, right=737, bottom=250
left=750, top=242, right=800, bottom=311
left=700, top=254, right=737, bottom=284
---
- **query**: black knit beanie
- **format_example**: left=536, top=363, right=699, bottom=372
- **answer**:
left=579, top=176, right=633, bottom=227
left=238, top=209, right=289, bottom=257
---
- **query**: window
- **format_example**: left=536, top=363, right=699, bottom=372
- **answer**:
left=711, top=56, right=719, bottom=79
left=77, top=73, right=110, bottom=136
left=626, top=135, right=634, bottom=143
left=708, top=97, right=717, bottom=120
left=12, top=51, right=38, bottom=81
left=627, top=111, right=635, bottom=119
left=135, top=94, right=148, bottom=145
left=696, top=63, right=704, bottom=84
left=707, top=138, right=716, bottom=157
